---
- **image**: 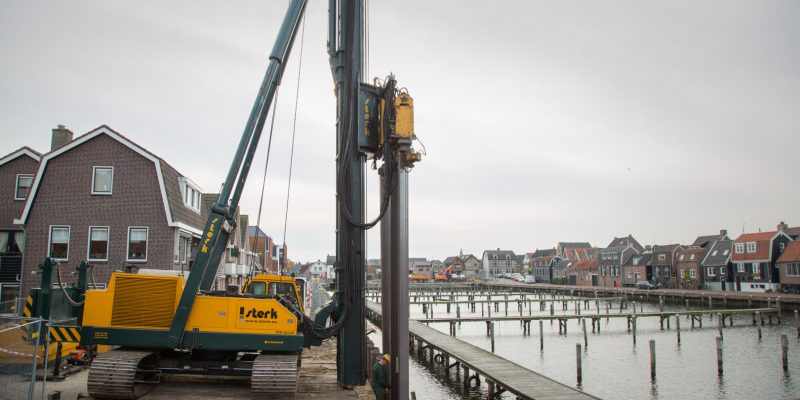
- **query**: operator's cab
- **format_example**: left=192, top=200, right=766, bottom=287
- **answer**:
left=242, top=274, right=305, bottom=314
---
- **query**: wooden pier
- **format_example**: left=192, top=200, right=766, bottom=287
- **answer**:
left=367, top=301, right=598, bottom=400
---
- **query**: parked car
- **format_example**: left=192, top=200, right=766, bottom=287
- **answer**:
left=636, top=281, right=656, bottom=290
left=524, top=275, right=536, bottom=284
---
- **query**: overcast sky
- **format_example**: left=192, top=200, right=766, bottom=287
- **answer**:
left=2, top=1, right=799, bottom=263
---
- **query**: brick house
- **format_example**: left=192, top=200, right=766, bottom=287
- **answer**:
left=622, top=253, right=651, bottom=287
left=0, top=146, right=42, bottom=307
left=675, top=246, right=705, bottom=290
left=551, top=259, right=572, bottom=285
left=701, top=239, right=734, bottom=291
left=443, top=256, right=464, bottom=274
left=730, top=229, right=792, bottom=292
left=460, top=254, right=481, bottom=278
left=248, top=226, right=276, bottom=273
left=15, top=125, right=208, bottom=296
left=598, top=243, right=639, bottom=288
left=482, top=249, right=518, bottom=278
left=410, top=260, right=432, bottom=276
left=531, top=248, right=558, bottom=284
left=568, top=257, right=598, bottom=286
left=607, top=235, right=644, bottom=253
left=651, top=244, right=683, bottom=288
left=777, top=241, right=800, bottom=293
left=557, top=242, right=592, bottom=261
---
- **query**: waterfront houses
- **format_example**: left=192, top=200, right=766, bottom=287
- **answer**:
left=531, top=248, right=558, bottom=284
left=461, top=254, right=482, bottom=277
left=701, top=239, right=734, bottom=291
left=14, top=125, right=212, bottom=296
left=569, top=257, right=598, bottom=286
left=777, top=241, right=800, bottom=293
left=622, top=253, right=651, bottom=286
left=551, top=259, right=572, bottom=285
left=598, top=237, right=641, bottom=287
left=675, top=246, right=705, bottom=290
left=482, top=249, right=518, bottom=278
left=0, top=146, right=41, bottom=305
left=651, top=244, right=682, bottom=288
left=443, top=256, right=464, bottom=275
left=557, top=242, right=592, bottom=261
left=730, top=229, right=792, bottom=292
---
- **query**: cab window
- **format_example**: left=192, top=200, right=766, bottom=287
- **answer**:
left=245, top=282, right=266, bottom=295
left=269, top=282, right=301, bottom=311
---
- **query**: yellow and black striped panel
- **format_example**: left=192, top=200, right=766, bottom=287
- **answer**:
left=49, top=326, right=81, bottom=343
left=23, top=295, right=33, bottom=317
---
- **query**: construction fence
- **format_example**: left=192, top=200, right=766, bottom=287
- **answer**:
left=0, top=316, right=47, bottom=400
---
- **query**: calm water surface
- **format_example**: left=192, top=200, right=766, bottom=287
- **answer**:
left=389, top=293, right=800, bottom=399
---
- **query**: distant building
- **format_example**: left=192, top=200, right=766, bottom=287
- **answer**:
left=531, top=249, right=558, bottom=284
left=248, top=226, right=276, bottom=273
left=777, top=241, right=800, bottom=293
left=551, top=259, right=572, bottom=285
left=651, top=244, right=683, bottom=288
left=443, top=256, right=464, bottom=274
left=730, top=229, right=792, bottom=292
left=556, top=242, right=592, bottom=260
left=701, top=239, right=734, bottom=291
left=622, top=253, right=651, bottom=287
left=692, top=230, right=730, bottom=248
left=482, top=249, right=518, bottom=278
left=675, top=246, right=705, bottom=290
left=598, top=244, right=638, bottom=288
left=461, top=254, right=481, bottom=277
left=569, top=257, right=597, bottom=286
left=607, top=235, right=644, bottom=253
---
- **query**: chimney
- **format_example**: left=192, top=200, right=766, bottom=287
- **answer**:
left=720, top=229, right=727, bottom=236
left=777, top=221, right=788, bottom=232
left=51, top=124, right=73, bottom=151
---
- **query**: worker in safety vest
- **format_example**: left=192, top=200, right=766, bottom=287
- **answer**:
left=371, top=354, right=391, bottom=399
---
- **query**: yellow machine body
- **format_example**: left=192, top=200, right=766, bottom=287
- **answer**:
left=394, top=93, right=414, bottom=139
left=82, top=272, right=303, bottom=337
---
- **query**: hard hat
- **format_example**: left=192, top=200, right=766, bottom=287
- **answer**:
left=383, top=354, right=391, bottom=362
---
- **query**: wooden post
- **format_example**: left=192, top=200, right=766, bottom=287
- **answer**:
left=633, top=301, right=637, bottom=314
left=795, top=310, right=799, bottom=339
left=488, top=380, right=495, bottom=398
left=539, top=320, right=544, bottom=351
left=782, top=334, right=789, bottom=372
left=633, top=317, right=637, bottom=346
left=649, top=339, right=656, bottom=380
left=463, top=365, right=470, bottom=390
left=550, top=303, right=554, bottom=316
left=582, top=319, right=588, bottom=348
left=490, top=321, right=495, bottom=353
left=718, top=313, right=724, bottom=341
left=716, top=337, right=723, bottom=375
left=659, top=296, right=664, bottom=312
left=686, top=299, right=689, bottom=310
left=576, top=343, right=582, bottom=384
left=755, top=311, right=762, bottom=339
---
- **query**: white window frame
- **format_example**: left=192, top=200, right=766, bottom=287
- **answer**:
left=15, top=174, right=34, bottom=201
left=746, top=242, right=756, bottom=253
left=87, top=226, right=110, bottom=262
left=787, top=263, right=800, bottom=277
left=48, top=225, right=70, bottom=261
left=779, top=243, right=785, bottom=253
left=658, top=254, right=666, bottom=261
left=689, top=269, right=697, bottom=278
left=91, top=166, right=114, bottom=195
left=737, top=263, right=745, bottom=273
left=178, top=177, right=202, bottom=213
left=126, top=226, right=149, bottom=262
left=752, top=262, right=760, bottom=275
left=735, top=243, right=745, bottom=254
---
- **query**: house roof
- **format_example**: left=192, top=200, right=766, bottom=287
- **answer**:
left=778, top=241, right=800, bottom=263
left=483, top=249, right=516, bottom=258
left=531, top=248, right=556, bottom=258
left=443, top=256, right=461, bottom=265
left=0, top=146, right=42, bottom=167
left=676, top=246, right=705, bottom=264
left=571, top=258, right=597, bottom=270
left=692, top=232, right=728, bottom=248
left=515, top=254, right=526, bottom=263
left=784, top=226, right=800, bottom=239
left=624, top=253, right=652, bottom=267
left=326, top=255, right=336, bottom=265
left=701, top=239, right=733, bottom=266
left=731, top=231, right=788, bottom=262
left=558, top=242, right=591, bottom=249
left=553, top=259, right=573, bottom=269
left=607, top=235, right=644, bottom=252
left=247, top=226, right=270, bottom=238
left=14, top=125, right=205, bottom=235
left=599, top=245, right=629, bottom=254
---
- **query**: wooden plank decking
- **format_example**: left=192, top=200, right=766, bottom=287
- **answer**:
left=368, top=301, right=598, bottom=399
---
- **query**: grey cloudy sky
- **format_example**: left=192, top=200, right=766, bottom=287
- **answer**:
left=2, top=1, right=798, bottom=263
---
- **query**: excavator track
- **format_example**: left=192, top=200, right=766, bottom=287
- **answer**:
left=251, top=352, right=300, bottom=399
left=87, top=349, right=159, bottom=399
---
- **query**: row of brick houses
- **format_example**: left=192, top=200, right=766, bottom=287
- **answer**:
left=1, top=125, right=290, bottom=303
left=524, top=226, right=800, bottom=293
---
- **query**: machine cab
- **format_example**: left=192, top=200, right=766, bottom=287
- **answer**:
left=243, top=274, right=305, bottom=314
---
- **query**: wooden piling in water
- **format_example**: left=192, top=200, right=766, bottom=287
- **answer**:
left=633, top=317, right=637, bottom=346
left=649, top=340, right=656, bottom=380
left=576, top=343, right=582, bottom=384
left=539, top=320, right=544, bottom=351
left=676, top=315, right=681, bottom=344
left=718, top=313, right=724, bottom=341
left=490, top=321, right=495, bottom=353
left=716, top=337, right=723, bottom=375
left=582, top=319, right=588, bottom=348
left=795, top=310, right=799, bottom=339
left=782, top=334, right=789, bottom=372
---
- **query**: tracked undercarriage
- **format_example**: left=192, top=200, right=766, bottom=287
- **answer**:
left=87, top=349, right=300, bottom=399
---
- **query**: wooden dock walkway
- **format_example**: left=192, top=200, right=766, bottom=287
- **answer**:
left=367, top=301, right=598, bottom=400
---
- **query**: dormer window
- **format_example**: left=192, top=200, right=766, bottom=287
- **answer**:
left=179, top=177, right=202, bottom=213
left=746, top=242, right=756, bottom=253
left=91, top=166, right=113, bottom=195
left=658, top=254, right=666, bottom=261
left=15, top=174, right=33, bottom=200
left=735, top=243, right=745, bottom=254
